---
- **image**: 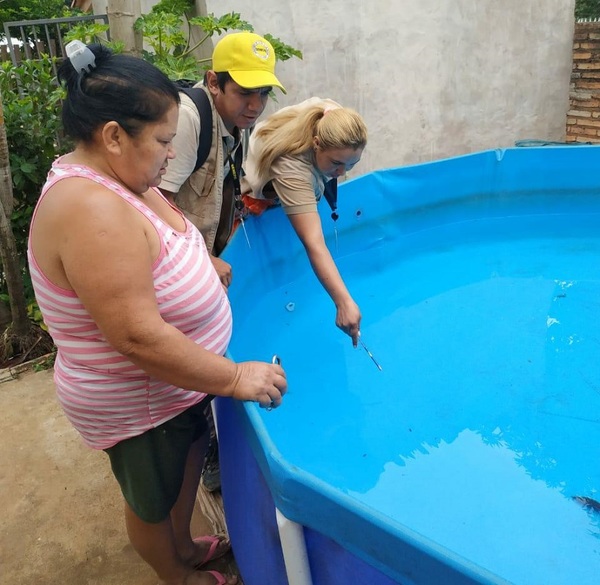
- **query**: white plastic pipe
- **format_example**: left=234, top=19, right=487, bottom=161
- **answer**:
left=210, top=399, right=219, bottom=440
left=275, top=508, right=313, bottom=585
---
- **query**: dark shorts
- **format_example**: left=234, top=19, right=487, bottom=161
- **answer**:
left=104, top=398, right=212, bottom=524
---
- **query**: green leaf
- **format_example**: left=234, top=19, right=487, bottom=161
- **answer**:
left=150, top=0, right=194, bottom=17
left=19, top=162, right=36, bottom=174
left=63, top=22, right=110, bottom=45
left=190, top=12, right=254, bottom=37
left=263, top=34, right=304, bottom=62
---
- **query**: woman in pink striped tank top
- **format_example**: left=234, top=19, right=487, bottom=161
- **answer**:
left=27, top=42, right=287, bottom=585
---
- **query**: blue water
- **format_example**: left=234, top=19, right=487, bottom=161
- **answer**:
left=228, top=209, right=600, bottom=584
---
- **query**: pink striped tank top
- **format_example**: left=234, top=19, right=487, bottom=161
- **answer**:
left=27, top=160, right=233, bottom=449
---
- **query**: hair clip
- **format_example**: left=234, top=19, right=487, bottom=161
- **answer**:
left=65, top=40, right=96, bottom=76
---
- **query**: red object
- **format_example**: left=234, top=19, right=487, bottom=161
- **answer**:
left=242, top=194, right=276, bottom=216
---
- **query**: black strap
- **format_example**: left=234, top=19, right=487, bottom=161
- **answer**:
left=322, top=179, right=339, bottom=221
left=213, top=147, right=244, bottom=256
left=179, top=87, right=213, bottom=172
left=227, top=152, right=244, bottom=212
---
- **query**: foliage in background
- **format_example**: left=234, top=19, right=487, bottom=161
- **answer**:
left=0, top=0, right=301, bottom=353
left=62, top=20, right=125, bottom=53
left=576, top=0, right=600, bottom=19
left=0, top=56, right=69, bottom=325
left=0, top=0, right=68, bottom=33
left=134, top=0, right=302, bottom=81
left=32, top=350, right=56, bottom=371
left=0, top=1, right=121, bottom=60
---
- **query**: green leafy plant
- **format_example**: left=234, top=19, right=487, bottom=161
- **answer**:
left=0, top=2, right=302, bottom=364
left=576, top=0, right=600, bottom=19
left=32, top=351, right=56, bottom=371
left=0, top=56, right=69, bottom=328
left=0, top=0, right=67, bottom=36
left=134, top=1, right=302, bottom=81
left=63, top=20, right=124, bottom=53
left=64, top=20, right=110, bottom=43
left=0, top=0, right=84, bottom=53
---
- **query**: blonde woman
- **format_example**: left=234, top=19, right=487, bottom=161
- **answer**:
left=242, top=98, right=368, bottom=346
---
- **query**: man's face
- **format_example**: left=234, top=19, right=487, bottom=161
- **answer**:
left=207, top=71, right=270, bottom=132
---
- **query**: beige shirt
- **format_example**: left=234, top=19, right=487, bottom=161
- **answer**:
left=161, top=92, right=199, bottom=194
left=161, top=95, right=239, bottom=192
left=242, top=97, right=340, bottom=215
left=160, top=86, right=230, bottom=254
left=269, top=151, right=326, bottom=215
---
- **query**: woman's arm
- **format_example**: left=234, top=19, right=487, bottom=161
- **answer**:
left=288, top=211, right=361, bottom=346
left=32, top=182, right=285, bottom=407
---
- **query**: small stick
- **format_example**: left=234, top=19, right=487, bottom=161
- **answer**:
left=359, top=336, right=383, bottom=371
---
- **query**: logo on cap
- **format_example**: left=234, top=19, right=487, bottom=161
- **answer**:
left=252, top=40, right=270, bottom=61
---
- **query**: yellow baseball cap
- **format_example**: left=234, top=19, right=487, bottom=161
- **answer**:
left=212, top=32, right=286, bottom=93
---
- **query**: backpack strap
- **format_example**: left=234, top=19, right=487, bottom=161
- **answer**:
left=179, top=86, right=213, bottom=173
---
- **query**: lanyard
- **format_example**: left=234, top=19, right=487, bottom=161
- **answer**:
left=227, top=152, right=251, bottom=248
left=226, top=153, right=244, bottom=212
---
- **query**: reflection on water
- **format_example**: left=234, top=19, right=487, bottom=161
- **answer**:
left=350, top=428, right=600, bottom=585
left=228, top=214, right=600, bottom=584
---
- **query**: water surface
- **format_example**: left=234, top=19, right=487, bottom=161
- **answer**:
left=228, top=209, right=600, bottom=584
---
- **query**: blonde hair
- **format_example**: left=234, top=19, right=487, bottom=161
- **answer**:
left=254, top=104, right=368, bottom=181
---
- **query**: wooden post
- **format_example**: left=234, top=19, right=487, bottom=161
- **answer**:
left=71, top=0, right=94, bottom=10
left=34, top=40, right=45, bottom=58
left=106, top=0, right=142, bottom=56
left=12, top=45, right=22, bottom=65
left=0, top=91, right=32, bottom=339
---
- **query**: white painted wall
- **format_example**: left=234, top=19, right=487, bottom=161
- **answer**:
left=202, top=0, right=576, bottom=175
left=93, top=0, right=576, bottom=176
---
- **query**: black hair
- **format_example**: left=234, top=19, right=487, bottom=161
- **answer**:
left=58, top=43, right=180, bottom=142
left=202, top=70, right=233, bottom=92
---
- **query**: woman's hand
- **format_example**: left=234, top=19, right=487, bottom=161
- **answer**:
left=335, top=298, right=362, bottom=347
left=230, top=361, right=288, bottom=409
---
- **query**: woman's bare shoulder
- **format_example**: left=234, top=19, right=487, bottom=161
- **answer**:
left=40, top=174, right=136, bottom=227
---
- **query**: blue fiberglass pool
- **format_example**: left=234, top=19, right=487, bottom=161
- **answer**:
left=216, top=146, right=600, bottom=585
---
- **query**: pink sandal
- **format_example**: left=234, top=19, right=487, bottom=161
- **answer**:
left=193, top=535, right=231, bottom=567
left=206, top=570, right=237, bottom=585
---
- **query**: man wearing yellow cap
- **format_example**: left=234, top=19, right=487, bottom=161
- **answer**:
left=159, top=32, right=285, bottom=494
left=160, top=32, right=285, bottom=283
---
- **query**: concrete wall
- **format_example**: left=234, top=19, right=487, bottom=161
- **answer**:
left=93, top=0, right=576, bottom=176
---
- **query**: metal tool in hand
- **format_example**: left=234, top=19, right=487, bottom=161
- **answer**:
left=358, top=335, right=383, bottom=371
left=266, top=355, right=281, bottom=411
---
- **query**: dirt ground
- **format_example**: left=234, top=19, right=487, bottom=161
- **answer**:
left=1, top=366, right=239, bottom=585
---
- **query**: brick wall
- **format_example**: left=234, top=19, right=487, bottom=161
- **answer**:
left=567, top=21, right=600, bottom=143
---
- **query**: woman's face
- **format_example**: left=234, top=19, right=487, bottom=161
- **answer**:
left=119, top=102, right=178, bottom=193
left=313, top=139, right=364, bottom=179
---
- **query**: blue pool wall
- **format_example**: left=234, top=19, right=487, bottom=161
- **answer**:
left=225, top=146, right=600, bottom=303
left=216, top=396, right=404, bottom=585
left=218, top=145, right=600, bottom=585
